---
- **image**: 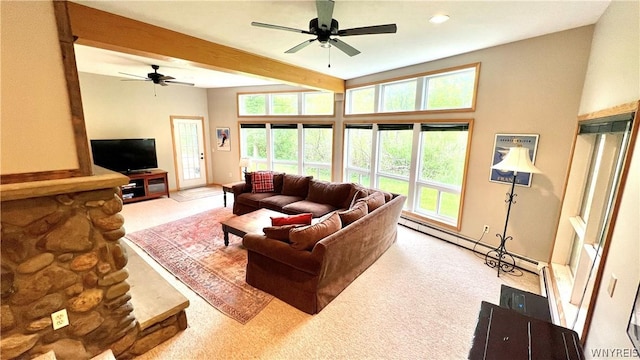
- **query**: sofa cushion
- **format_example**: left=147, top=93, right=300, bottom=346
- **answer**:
left=236, top=192, right=278, bottom=208
left=262, top=224, right=302, bottom=242
left=251, top=171, right=275, bottom=193
left=356, top=191, right=386, bottom=212
left=282, top=200, right=337, bottom=218
left=281, top=174, right=313, bottom=197
left=289, top=212, right=342, bottom=251
left=338, top=201, right=368, bottom=227
left=244, top=172, right=253, bottom=192
left=306, top=180, right=354, bottom=208
left=271, top=213, right=313, bottom=226
left=260, top=195, right=305, bottom=212
left=273, top=173, right=284, bottom=193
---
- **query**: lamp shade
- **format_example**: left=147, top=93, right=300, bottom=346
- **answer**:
left=238, top=158, right=250, bottom=168
left=491, top=146, right=541, bottom=174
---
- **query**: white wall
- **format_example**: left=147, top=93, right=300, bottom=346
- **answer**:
left=347, top=26, right=594, bottom=262
left=1, top=1, right=78, bottom=174
left=578, top=0, right=640, bottom=356
left=79, top=72, right=210, bottom=190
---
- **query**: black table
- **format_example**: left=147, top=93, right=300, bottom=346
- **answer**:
left=469, top=301, right=584, bottom=360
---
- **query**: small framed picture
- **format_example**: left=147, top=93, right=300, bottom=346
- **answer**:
left=628, top=282, right=640, bottom=354
left=489, top=133, right=539, bottom=187
left=216, top=127, right=230, bottom=152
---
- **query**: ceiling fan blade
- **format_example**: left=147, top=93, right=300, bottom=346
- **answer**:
left=285, top=39, right=317, bottom=54
left=118, top=72, right=149, bottom=79
left=121, top=79, right=151, bottom=82
left=158, top=81, right=169, bottom=87
left=338, top=24, right=397, bottom=37
left=251, top=22, right=311, bottom=34
left=316, top=0, right=335, bottom=31
left=158, top=75, right=175, bottom=81
left=329, top=38, right=360, bottom=57
left=165, top=80, right=195, bottom=86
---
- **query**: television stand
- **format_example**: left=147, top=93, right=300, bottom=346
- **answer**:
left=121, top=169, right=169, bottom=204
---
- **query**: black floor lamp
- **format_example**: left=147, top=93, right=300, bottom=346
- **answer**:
left=487, top=145, right=542, bottom=277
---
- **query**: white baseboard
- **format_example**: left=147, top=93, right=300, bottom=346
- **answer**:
left=399, top=216, right=539, bottom=274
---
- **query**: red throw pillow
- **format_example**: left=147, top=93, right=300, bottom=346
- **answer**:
left=251, top=171, right=275, bottom=193
left=271, top=213, right=313, bottom=226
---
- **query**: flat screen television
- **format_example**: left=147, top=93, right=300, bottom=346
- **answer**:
left=90, top=138, right=158, bottom=174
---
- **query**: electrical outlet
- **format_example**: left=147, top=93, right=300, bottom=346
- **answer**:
left=483, top=225, right=490, bottom=234
left=51, top=309, right=69, bottom=330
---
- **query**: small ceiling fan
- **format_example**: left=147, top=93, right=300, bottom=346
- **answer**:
left=251, top=0, right=397, bottom=57
left=119, top=65, right=194, bottom=86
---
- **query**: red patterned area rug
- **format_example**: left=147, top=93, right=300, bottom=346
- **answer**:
left=125, top=207, right=273, bottom=324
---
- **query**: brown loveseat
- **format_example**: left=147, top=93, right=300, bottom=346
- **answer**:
left=239, top=173, right=406, bottom=314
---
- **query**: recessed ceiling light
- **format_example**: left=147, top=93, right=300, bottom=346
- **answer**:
left=429, top=14, right=450, bottom=24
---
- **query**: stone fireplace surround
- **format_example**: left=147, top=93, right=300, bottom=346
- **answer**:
left=1, top=169, right=187, bottom=359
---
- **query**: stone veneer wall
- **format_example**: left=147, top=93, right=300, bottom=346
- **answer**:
left=0, top=187, right=186, bottom=359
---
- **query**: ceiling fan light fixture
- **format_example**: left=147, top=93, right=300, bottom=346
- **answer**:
left=320, top=42, right=331, bottom=48
left=429, top=14, right=450, bottom=24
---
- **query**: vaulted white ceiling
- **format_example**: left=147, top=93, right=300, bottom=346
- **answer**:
left=72, top=0, right=611, bottom=89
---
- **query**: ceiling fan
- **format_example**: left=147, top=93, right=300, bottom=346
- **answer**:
left=251, top=0, right=397, bottom=57
left=119, top=65, right=194, bottom=86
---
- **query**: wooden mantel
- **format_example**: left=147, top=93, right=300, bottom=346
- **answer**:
left=66, top=2, right=345, bottom=93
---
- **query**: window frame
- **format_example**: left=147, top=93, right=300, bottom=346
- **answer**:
left=344, top=63, right=480, bottom=117
left=342, top=119, right=473, bottom=230
left=239, top=121, right=335, bottom=180
left=238, top=90, right=335, bottom=117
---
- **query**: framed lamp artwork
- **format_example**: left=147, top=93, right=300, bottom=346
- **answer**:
left=216, top=127, right=230, bottom=152
left=490, top=133, right=539, bottom=187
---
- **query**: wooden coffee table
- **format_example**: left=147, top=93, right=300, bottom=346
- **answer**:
left=221, top=208, right=287, bottom=246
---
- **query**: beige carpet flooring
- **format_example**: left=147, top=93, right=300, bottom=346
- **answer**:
left=121, top=195, right=539, bottom=359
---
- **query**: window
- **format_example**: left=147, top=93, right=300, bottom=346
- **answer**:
left=346, top=86, right=375, bottom=115
left=344, top=63, right=479, bottom=115
left=240, top=122, right=334, bottom=179
left=344, top=124, right=373, bottom=185
left=303, top=124, right=333, bottom=181
left=381, top=79, right=417, bottom=112
left=239, top=124, right=268, bottom=171
left=303, top=92, right=334, bottom=115
left=415, top=124, right=469, bottom=222
left=343, top=121, right=471, bottom=227
left=271, top=124, right=298, bottom=173
left=376, top=124, right=413, bottom=203
left=239, top=91, right=334, bottom=116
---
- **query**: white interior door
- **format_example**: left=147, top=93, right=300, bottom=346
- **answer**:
left=171, top=117, right=207, bottom=189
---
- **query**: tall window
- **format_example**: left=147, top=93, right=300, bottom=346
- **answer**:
left=271, top=124, right=298, bottom=173
left=240, top=124, right=268, bottom=171
left=303, top=124, right=333, bottom=181
left=345, top=63, right=479, bottom=115
left=344, top=124, right=373, bottom=185
left=376, top=124, right=413, bottom=200
left=343, top=122, right=471, bottom=228
left=415, top=124, right=469, bottom=222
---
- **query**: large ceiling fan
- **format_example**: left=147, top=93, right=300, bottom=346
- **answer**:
left=251, top=0, right=397, bottom=57
left=119, top=65, right=194, bottom=86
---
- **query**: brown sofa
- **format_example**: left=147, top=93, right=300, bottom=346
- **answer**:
left=232, top=173, right=363, bottom=217
left=242, top=181, right=406, bottom=314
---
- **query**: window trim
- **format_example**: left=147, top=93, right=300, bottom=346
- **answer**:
left=237, top=90, right=336, bottom=118
left=344, top=62, right=480, bottom=117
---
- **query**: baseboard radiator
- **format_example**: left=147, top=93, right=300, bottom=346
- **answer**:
left=398, top=216, right=540, bottom=274
left=538, top=264, right=562, bottom=325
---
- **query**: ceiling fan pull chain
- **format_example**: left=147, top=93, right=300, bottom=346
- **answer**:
left=328, top=46, right=331, bottom=68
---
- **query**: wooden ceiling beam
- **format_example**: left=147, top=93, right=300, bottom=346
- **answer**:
left=66, top=2, right=345, bottom=93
